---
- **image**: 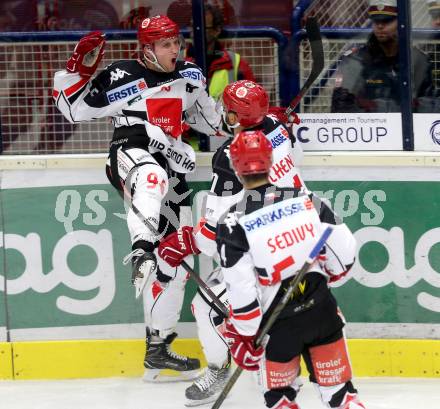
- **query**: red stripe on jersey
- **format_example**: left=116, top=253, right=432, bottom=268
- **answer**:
left=52, top=89, right=59, bottom=98
left=65, top=77, right=89, bottom=97
left=201, top=225, right=216, bottom=241
left=194, top=218, right=206, bottom=235
left=232, top=307, right=261, bottom=321
left=258, top=276, right=271, bottom=286
left=195, top=218, right=216, bottom=241
left=152, top=280, right=164, bottom=300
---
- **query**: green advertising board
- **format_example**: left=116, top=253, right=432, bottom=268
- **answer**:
left=1, top=176, right=439, bottom=339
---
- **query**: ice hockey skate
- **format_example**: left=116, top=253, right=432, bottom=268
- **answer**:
left=143, top=328, right=200, bottom=382
left=184, top=364, right=231, bottom=407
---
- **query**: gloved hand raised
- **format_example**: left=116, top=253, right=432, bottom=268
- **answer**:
left=66, top=31, right=106, bottom=78
left=268, top=106, right=300, bottom=129
left=158, top=226, right=200, bottom=267
left=224, top=321, right=264, bottom=371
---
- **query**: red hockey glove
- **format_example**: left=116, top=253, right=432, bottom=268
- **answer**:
left=66, top=31, right=106, bottom=78
left=268, top=106, right=300, bottom=127
left=158, top=226, right=200, bottom=267
left=224, top=321, right=264, bottom=371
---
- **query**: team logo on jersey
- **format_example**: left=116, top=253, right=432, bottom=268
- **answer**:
left=267, top=127, right=289, bottom=149
left=430, top=120, right=440, bottom=145
left=106, top=79, right=146, bottom=103
left=179, top=68, right=206, bottom=85
left=141, top=18, right=150, bottom=28
left=146, top=97, right=183, bottom=138
left=235, top=87, right=248, bottom=98
left=110, top=68, right=131, bottom=84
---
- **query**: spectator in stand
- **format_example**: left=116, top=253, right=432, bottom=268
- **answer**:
left=426, top=0, right=440, bottom=95
left=168, top=2, right=255, bottom=150
left=39, top=0, right=119, bottom=31
left=331, top=0, right=433, bottom=113
left=119, top=6, right=152, bottom=29
left=183, top=3, right=256, bottom=101
left=428, top=0, right=440, bottom=28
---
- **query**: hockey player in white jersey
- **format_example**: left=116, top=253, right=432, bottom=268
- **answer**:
left=216, top=129, right=365, bottom=409
left=53, top=15, right=222, bottom=381
left=157, top=80, right=306, bottom=405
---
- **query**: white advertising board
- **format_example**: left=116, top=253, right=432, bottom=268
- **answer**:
left=297, top=113, right=403, bottom=150
left=413, top=113, right=440, bottom=151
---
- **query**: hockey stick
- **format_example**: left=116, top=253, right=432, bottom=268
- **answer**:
left=285, top=16, right=324, bottom=117
left=211, top=226, right=333, bottom=409
left=126, top=193, right=229, bottom=317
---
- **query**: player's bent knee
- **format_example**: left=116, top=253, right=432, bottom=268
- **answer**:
left=133, top=163, right=169, bottom=200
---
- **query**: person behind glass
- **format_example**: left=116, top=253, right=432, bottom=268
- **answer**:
left=185, top=3, right=256, bottom=101
left=428, top=0, right=440, bottom=28
left=331, top=0, right=432, bottom=113
left=427, top=0, right=440, bottom=95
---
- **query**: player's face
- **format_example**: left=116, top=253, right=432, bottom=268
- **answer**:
left=372, top=18, right=398, bottom=43
left=226, top=111, right=239, bottom=127
left=153, top=37, right=180, bottom=72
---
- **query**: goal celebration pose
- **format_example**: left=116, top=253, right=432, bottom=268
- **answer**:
left=53, top=15, right=221, bottom=381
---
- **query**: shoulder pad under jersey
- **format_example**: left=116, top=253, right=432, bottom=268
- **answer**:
left=177, top=61, right=207, bottom=87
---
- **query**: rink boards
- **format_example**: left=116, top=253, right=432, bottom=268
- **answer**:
left=0, top=152, right=440, bottom=380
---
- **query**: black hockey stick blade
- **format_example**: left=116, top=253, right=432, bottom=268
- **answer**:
left=211, top=226, right=333, bottom=409
left=286, top=16, right=324, bottom=117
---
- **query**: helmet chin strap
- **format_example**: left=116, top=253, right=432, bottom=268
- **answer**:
left=142, top=46, right=167, bottom=72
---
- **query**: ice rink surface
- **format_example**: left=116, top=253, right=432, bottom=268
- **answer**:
left=0, top=373, right=439, bottom=409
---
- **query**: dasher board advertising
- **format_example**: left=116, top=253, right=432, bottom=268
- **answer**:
left=297, top=113, right=403, bottom=150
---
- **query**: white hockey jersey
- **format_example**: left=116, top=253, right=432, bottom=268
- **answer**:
left=194, top=115, right=305, bottom=256
left=216, top=185, right=356, bottom=336
left=53, top=59, right=221, bottom=173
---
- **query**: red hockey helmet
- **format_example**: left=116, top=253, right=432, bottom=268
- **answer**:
left=229, top=130, right=273, bottom=176
left=222, top=80, right=269, bottom=128
left=137, top=15, right=180, bottom=45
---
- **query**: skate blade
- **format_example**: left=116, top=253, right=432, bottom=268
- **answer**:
left=185, top=395, right=220, bottom=407
left=143, top=368, right=200, bottom=383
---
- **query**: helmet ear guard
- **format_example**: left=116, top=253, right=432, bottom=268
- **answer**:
left=229, top=130, right=273, bottom=176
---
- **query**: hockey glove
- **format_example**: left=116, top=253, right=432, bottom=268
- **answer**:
left=268, top=106, right=300, bottom=128
left=224, top=321, right=264, bottom=371
left=158, top=226, right=200, bottom=267
left=66, top=31, right=106, bottom=78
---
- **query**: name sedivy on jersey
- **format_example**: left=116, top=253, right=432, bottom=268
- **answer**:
left=242, top=197, right=314, bottom=232
left=106, top=79, right=147, bottom=103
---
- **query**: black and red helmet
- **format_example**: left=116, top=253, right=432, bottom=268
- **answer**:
left=222, top=80, right=269, bottom=128
left=229, top=130, right=273, bottom=176
left=137, top=15, right=180, bottom=45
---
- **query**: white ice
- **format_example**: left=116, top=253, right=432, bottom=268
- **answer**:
left=0, top=373, right=439, bottom=409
